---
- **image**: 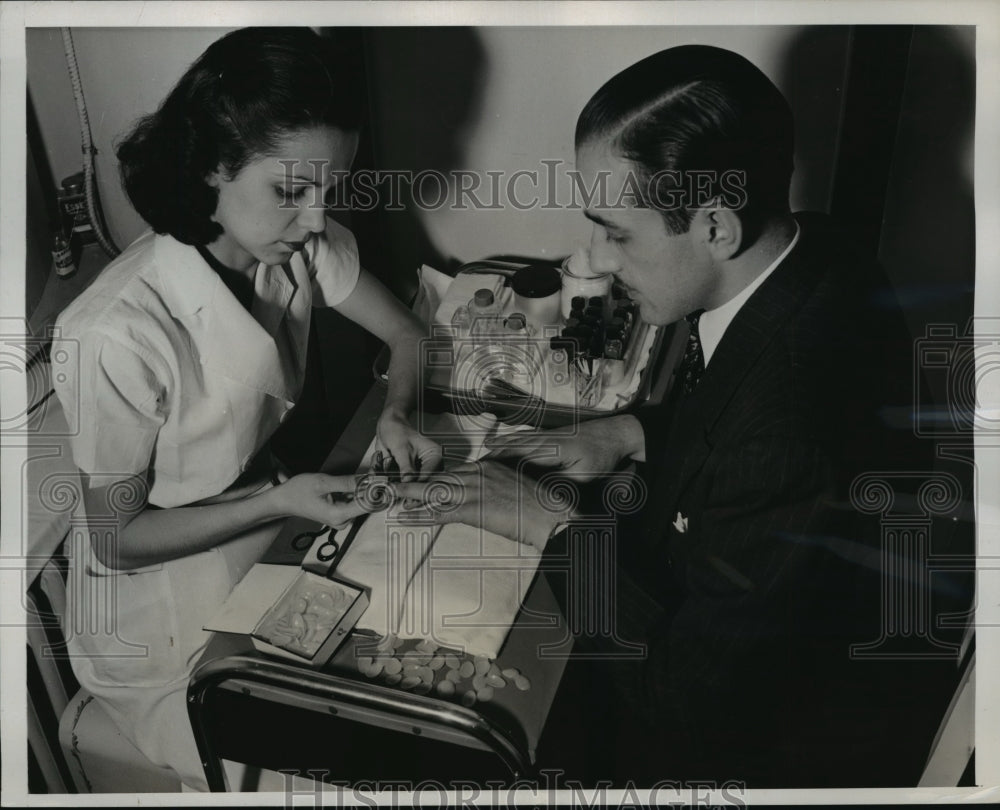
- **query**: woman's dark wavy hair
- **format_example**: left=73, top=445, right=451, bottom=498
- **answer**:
left=575, top=45, right=794, bottom=240
left=117, top=27, right=364, bottom=245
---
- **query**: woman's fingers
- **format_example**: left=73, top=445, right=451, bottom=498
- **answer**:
left=326, top=494, right=370, bottom=525
left=415, top=443, right=444, bottom=478
left=393, top=450, right=417, bottom=481
left=379, top=435, right=443, bottom=483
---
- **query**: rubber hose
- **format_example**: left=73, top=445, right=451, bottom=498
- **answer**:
left=61, top=27, right=119, bottom=258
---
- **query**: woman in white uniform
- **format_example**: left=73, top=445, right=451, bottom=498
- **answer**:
left=51, top=27, right=440, bottom=789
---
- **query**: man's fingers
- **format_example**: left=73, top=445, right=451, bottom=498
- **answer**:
left=484, top=432, right=546, bottom=451
left=394, top=472, right=468, bottom=510
left=483, top=446, right=564, bottom=464
left=392, top=480, right=431, bottom=501
left=396, top=507, right=451, bottom=526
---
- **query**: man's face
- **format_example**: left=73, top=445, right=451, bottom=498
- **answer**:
left=576, top=139, right=717, bottom=326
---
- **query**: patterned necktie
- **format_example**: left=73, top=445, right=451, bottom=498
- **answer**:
left=679, top=310, right=706, bottom=394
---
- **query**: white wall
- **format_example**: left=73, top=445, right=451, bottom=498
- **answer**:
left=365, top=26, right=851, bottom=269
left=27, top=26, right=848, bottom=274
left=26, top=27, right=235, bottom=250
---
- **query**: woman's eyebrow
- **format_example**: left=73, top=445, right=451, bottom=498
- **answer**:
left=273, top=171, right=324, bottom=185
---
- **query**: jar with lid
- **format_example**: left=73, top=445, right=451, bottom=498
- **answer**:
left=510, top=264, right=562, bottom=328
left=560, top=248, right=612, bottom=319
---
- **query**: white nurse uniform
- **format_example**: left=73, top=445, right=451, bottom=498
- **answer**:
left=51, top=218, right=360, bottom=789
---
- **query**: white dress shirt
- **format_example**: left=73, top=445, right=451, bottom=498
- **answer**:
left=698, top=222, right=801, bottom=366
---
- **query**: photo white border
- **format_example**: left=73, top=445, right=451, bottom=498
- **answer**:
left=2, top=1, right=998, bottom=805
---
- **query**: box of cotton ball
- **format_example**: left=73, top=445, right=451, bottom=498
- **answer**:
left=205, top=564, right=369, bottom=668
left=252, top=571, right=369, bottom=666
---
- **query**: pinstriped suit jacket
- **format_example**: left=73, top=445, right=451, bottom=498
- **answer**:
left=600, top=212, right=938, bottom=783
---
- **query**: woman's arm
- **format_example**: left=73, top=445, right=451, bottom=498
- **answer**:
left=333, top=269, right=442, bottom=479
left=85, top=470, right=370, bottom=570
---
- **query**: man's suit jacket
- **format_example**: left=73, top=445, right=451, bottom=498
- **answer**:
left=546, top=213, right=948, bottom=786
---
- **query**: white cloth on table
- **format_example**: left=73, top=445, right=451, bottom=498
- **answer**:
left=50, top=219, right=360, bottom=789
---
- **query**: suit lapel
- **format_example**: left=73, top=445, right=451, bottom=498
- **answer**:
left=656, top=216, right=825, bottom=510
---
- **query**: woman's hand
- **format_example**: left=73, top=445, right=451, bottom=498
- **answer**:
left=265, top=473, right=372, bottom=528
left=332, top=269, right=440, bottom=481
left=483, top=414, right=646, bottom=481
left=377, top=408, right=443, bottom=481
left=393, top=460, right=574, bottom=550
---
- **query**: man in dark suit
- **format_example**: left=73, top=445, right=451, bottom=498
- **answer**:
left=399, top=45, right=949, bottom=787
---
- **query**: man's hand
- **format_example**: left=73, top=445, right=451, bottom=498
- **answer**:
left=483, top=414, right=646, bottom=481
left=393, top=460, right=575, bottom=550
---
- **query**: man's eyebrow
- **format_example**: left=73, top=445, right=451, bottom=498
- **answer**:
left=583, top=209, right=624, bottom=231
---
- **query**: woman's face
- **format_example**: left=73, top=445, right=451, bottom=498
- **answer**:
left=207, top=125, right=359, bottom=271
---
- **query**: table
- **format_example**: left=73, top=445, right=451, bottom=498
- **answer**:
left=187, top=384, right=575, bottom=790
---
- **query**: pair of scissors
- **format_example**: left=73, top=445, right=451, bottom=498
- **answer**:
left=290, top=512, right=369, bottom=570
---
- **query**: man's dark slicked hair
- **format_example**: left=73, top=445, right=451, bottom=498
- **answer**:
left=576, top=45, right=794, bottom=238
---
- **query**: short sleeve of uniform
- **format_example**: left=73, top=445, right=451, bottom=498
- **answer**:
left=52, top=331, right=167, bottom=487
left=303, top=217, right=361, bottom=308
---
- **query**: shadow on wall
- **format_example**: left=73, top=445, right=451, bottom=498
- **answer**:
left=878, top=25, right=975, bottom=339
left=274, top=28, right=488, bottom=472
left=363, top=27, right=488, bottom=292
left=777, top=26, right=852, bottom=214
left=783, top=26, right=977, bottom=638
left=777, top=24, right=974, bottom=337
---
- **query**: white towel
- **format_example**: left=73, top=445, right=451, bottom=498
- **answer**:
left=431, top=270, right=507, bottom=327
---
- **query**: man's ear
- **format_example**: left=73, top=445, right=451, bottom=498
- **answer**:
left=205, top=170, right=221, bottom=190
left=699, top=205, right=743, bottom=261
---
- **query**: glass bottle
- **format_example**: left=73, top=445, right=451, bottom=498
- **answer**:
left=52, top=231, right=76, bottom=279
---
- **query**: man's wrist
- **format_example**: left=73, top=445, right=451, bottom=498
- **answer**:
left=530, top=502, right=580, bottom=551
left=618, top=414, right=646, bottom=462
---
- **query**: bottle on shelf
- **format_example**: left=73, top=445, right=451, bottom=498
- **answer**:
left=52, top=230, right=77, bottom=279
